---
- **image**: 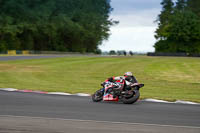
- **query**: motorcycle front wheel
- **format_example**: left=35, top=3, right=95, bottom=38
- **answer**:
left=122, top=90, right=140, bottom=104
left=92, top=90, right=103, bottom=102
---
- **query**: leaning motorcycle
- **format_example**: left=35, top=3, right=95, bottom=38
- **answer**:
left=92, top=79, right=144, bottom=104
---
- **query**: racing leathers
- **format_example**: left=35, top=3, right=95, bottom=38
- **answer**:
left=109, top=76, right=138, bottom=91
left=100, top=75, right=138, bottom=93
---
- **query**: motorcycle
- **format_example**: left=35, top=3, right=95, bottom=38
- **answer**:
left=92, top=78, right=144, bottom=104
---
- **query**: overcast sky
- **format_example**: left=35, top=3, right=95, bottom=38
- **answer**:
left=99, top=0, right=162, bottom=52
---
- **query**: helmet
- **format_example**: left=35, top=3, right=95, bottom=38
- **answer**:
left=124, top=72, right=133, bottom=76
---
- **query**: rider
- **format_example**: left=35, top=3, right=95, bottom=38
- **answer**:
left=101, top=72, right=138, bottom=93
left=108, top=72, right=138, bottom=91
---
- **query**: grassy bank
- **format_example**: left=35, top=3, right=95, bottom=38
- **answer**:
left=0, top=56, right=200, bottom=102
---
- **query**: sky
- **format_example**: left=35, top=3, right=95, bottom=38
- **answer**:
left=99, top=0, right=162, bottom=52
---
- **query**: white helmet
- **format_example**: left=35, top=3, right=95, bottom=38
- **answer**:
left=124, top=72, right=133, bottom=76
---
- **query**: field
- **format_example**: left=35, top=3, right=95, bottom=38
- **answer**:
left=0, top=56, right=200, bottom=102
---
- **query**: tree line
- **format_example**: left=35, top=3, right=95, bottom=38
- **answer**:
left=155, top=0, right=200, bottom=54
left=0, top=0, right=117, bottom=53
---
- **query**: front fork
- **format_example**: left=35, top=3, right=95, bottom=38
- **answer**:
left=101, top=88, right=119, bottom=98
left=100, top=88, right=105, bottom=93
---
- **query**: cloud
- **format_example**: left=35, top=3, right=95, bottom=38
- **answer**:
left=99, top=0, right=161, bottom=52
left=99, top=26, right=156, bottom=52
left=111, top=8, right=160, bottom=27
left=111, top=0, right=162, bottom=15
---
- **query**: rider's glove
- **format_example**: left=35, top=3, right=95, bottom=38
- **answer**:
left=108, top=77, right=114, bottom=82
left=101, top=82, right=105, bottom=86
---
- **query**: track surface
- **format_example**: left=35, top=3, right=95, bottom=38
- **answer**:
left=0, top=55, right=86, bottom=61
left=0, top=91, right=200, bottom=133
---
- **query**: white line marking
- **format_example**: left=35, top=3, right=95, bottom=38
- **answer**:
left=0, top=88, right=18, bottom=91
left=47, top=92, right=72, bottom=95
left=0, top=115, right=200, bottom=129
left=142, top=99, right=200, bottom=105
left=175, top=100, right=199, bottom=105
left=143, top=99, right=172, bottom=103
left=75, top=93, right=91, bottom=96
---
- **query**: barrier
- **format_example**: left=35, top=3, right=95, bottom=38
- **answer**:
left=2, top=50, right=95, bottom=55
left=147, top=52, right=200, bottom=57
left=7, top=50, right=16, bottom=55
left=22, top=50, right=29, bottom=54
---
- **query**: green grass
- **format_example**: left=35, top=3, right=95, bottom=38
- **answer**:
left=0, top=56, right=200, bottom=102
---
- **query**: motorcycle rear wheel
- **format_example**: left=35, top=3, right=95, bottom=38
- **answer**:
left=122, top=90, right=140, bottom=104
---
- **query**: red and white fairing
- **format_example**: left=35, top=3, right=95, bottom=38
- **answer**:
left=103, top=79, right=125, bottom=101
left=103, top=94, right=118, bottom=101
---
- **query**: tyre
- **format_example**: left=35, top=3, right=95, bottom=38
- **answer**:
left=122, top=90, right=140, bottom=104
left=92, top=90, right=103, bottom=102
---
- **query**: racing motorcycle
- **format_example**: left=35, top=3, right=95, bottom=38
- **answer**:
left=92, top=79, right=144, bottom=104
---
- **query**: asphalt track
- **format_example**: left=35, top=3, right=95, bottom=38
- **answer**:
left=0, top=55, right=88, bottom=61
left=0, top=91, right=200, bottom=133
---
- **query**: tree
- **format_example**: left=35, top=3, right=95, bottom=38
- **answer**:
left=155, top=0, right=174, bottom=40
left=109, top=50, right=116, bottom=55
left=175, top=0, right=187, bottom=11
left=129, top=51, right=134, bottom=56
left=0, top=0, right=116, bottom=52
left=187, top=0, right=200, bottom=17
left=154, top=0, right=200, bottom=54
